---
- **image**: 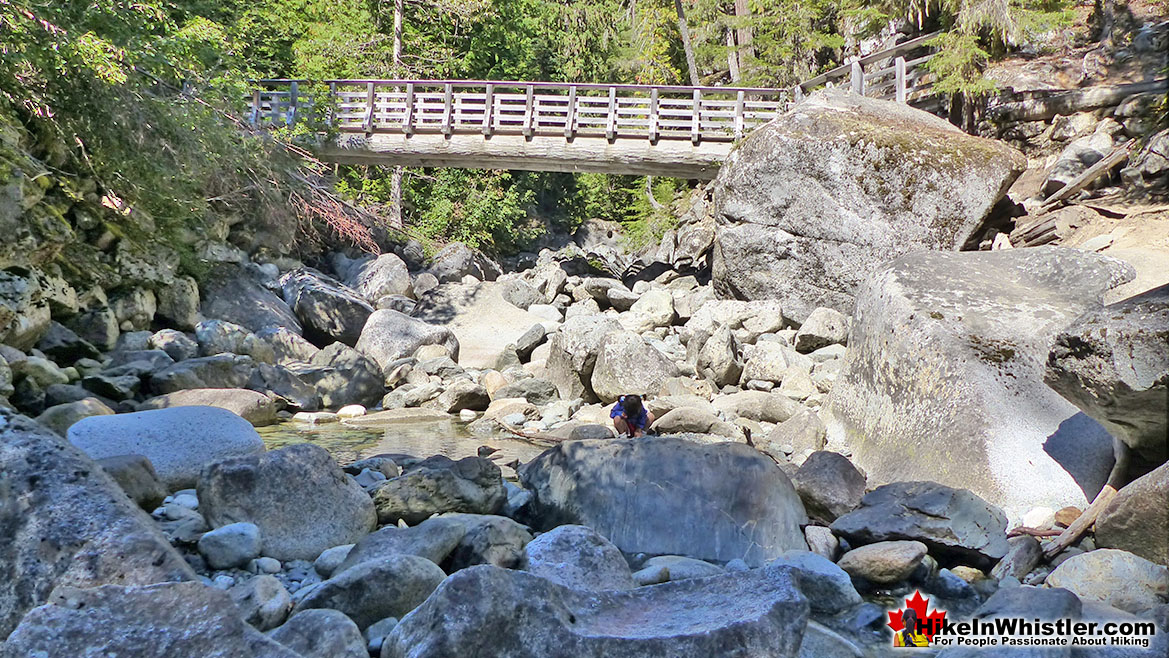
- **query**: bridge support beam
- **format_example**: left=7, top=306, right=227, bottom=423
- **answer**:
left=317, top=132, right=731, bottom=179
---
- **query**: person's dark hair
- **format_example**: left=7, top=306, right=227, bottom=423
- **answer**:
left=621, top=395, right=642, bottom=416
left=901, top=608, right=919, bottom=640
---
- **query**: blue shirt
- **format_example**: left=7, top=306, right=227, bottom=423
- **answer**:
left=610, top=397, right=649, bottom=430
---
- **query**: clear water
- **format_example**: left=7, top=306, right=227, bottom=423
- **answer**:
left=257, top=416, right=550, bottom=476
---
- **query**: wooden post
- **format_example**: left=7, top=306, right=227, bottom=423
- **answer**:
left=327, top=82, right=337, bottom=126
left=442, top=83, right=453, bottom=136
left=895, top=56, right=907, bottom=103
left=691, top=88, right=701, bottom=144
left=270, top=88, right=280, bottom=124
left=523, top=85, right=535, bottom=139
left=482, top=83, right=495, bottom=136
left=250, top=88, right=260, bottom=126
left=404, top=82, right=416, bottom=135
left=649, top=88, right=660, bottom=143
left=564, top=86, right=577, bottom=139
left=605, top=86, right=618, bottom=141
left=364, top=82, right=376, bottom=133
left=851, top=61, right=865, bottom=95
left=734, top=90, right=745, bottom=140
left=287, top=81, right=298, bottom=127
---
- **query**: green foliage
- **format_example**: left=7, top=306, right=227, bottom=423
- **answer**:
left=925, top=32, right=998, bottom=95
left=403, top=169, right=540, bottom=253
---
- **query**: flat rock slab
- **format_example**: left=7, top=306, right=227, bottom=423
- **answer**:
left=382, top=564, right=810, bottom=658
left=412, top=282, right=547, bottom=368
left=0, top=413, right=195, bottom=637
left=824, top=247, right=1133, bottom=521
left=138, top=388, right=279, bottom=427
left=68, top=405, right=265, bottom=490
left=519, top=437, right=808, bottom=566
left=4, top=582, right=299, bottom=658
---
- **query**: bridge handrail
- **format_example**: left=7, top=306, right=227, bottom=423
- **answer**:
left=249, top=78, right=792, bottom=96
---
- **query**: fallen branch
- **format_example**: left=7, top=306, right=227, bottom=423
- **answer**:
left=1042, top=485, right=1118, bottom=559
left=1007, top=527, right=1064, bottom=538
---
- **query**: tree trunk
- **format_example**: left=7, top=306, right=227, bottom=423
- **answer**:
left=733, top=0, right=754, bottom=72
left=673, top=0, right=700, bottom=86
left=726, top=28, right=740, bottom=83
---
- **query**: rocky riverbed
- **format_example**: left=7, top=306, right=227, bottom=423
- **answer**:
left=2, top=89, right=1167, bottom=657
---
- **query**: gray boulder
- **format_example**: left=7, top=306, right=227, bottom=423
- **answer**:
left=824, top=247, right=1133, bottom=520
left=149, top=329, right=200, bottom=361
left=790, top=451, right=866, bottom=523
left=355, top=309, right=460, bottom=370
left=591, top=331, right=680, bottom=404
left=830, top=481, right=1010, bottom=566
left=1045, top=284, right=1168, bottom=465
left=200, top=263, right=302, bottom=334
left=336, top=516, right=468, bottom=573
left=195, top=319, right=275, bottom=362
left=138, top=388, right=279, bottom=426
left=198, top=522, right=263, bottom=569
left=281, top=267, right=374, bottom=346
left=150, top=353, right=254, bottom=394
left=231, top=574, right=292, bottom=631
left=256, top=325, right=320, bottom=365
left=638, top=555, right=724, bottom=582
left=427, top=241, right=501, bottom=283
left=545, top=315, right=623, bottom=402
left=494, top=377, right=559, bottom=405
left=347, top=253, right=412, bottom=301
left=836, top=540, right=928, bottom=584
left=501, top=278, right=544, bottom=310
left=292, top=554, right=446, bottom=629
left=1045, top=549, right=1169, bottom=614
left=522, top=524, right=636, bottom=591
left=694, top=325, right=742, bottom=387
left=304, top=342, right=385, bottom=408
left=68, top=405, right=264, bottom=490
left=519, top=438, right=807, bottom=566
left=381, top=564, right=810, bottom=658
left=709, top=90, right=1025, bottom=322
left=0, top=413, right=195, bottom=637
left=4, top=582, right=299, bottom=658
left=96, top=453, right=167, bottom=510
left=1043, top=131, right=1113, bottom=195
left=768, top=550, right=861, bottom=614
left=933, top=586, right=1083, bottom=658
left=371, top=456, right=506, bottom=525
left=36, top=321, right=100, bottom=364
left=793, top=307, right=849, bottom=353
left=434, top=378, right=490, bottom=413
left=439, top=513, right=533, bottom=571
left=267, top=608, right=367, bottom=658
left=650, top=406, right=742, bottom=438
left=249, top=362, right=321, bottom=411
left=35, top=397, right=115, bottom=436
left=1095, top=462, right=1169, bottom=566
left=199, top=443, right=376, bottom=561
left=155, top=274, right=200, bottom=330
left=713, top=390, right=801, bottom=424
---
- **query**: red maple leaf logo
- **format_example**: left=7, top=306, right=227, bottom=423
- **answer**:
left=887, top=590, right=947, bottom=641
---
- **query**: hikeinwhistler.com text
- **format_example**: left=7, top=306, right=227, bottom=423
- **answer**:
left=923, top=616, right=1158, bottom=649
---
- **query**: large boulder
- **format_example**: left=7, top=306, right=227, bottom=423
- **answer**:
left=521, top=524, right=636, bottom=591
left=292, top=554, right=447, bottom=629
left=544, top=315, right=623, bottom=403
left=303, top=342, right=385, bottom=408
left=824, top=247, right=1133, bottom=520
left=709, top=90, right=1025, bottom=322
left=1095, top=462, right=1169, bottom=566
left=34, top=397, right=115, bottom=436
left=198, top=443, right=376, bottom=561
left=200, top=263, right=302, bottom=334
left=1045, top=549, right=1169, bottom=614
left=590, top=331, right=680, bottom=403
left=194, top=319, right=275, bottom=363
left=280, top=267, right=374, bottom=346
left=150, top=353, right=254, bottom=394
left=4, top=582, right=299, bottom=658
left=336, top=516, right=468, bottom=573
left=371, top=456, right=506, bottom=525
left=381, top=564, right=810, bottom=658
left=829, top=481, right=1010, bottom=567
left=346, top=253, right=412, bottom=301
left=356, top=309, right=460, bottom=370
left=137, top=388, right=279, bottom=426
left=0, top=413, right=195, bottom=637
left=411, top=281, right=548, bottom=368
left=267, top=608, right=367, bottom=658
left=1045, top=283, right=1168, bottom=465
left=67, top=406, right=265, bottom=490
left=519, top=438, right=808, bottom=566
left=426, top=242, right=502, bottom=283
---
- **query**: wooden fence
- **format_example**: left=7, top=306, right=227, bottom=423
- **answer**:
left=797, top=30, right=942, bottom=106
left=249, top=80, right=791, bottom=143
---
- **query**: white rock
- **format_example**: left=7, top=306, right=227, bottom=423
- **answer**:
left=293, top=411, right=339, bottom=424
left=336, top=404, right=366, bottom=418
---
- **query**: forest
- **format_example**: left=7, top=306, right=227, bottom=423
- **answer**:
left=1, top=0, right=1087, bottom=257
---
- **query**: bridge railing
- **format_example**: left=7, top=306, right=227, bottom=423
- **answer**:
left=249, top=80, right=791, bottom=143
left=797, top=30, right=942, bottom=105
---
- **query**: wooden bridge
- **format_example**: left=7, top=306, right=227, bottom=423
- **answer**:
left=249, top=33, right=941, bottom=179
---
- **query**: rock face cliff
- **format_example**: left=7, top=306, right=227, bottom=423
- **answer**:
left=707, top=90, right=1026, bottom=322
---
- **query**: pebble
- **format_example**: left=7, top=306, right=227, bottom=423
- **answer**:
left=292, top=411, right=339, bottom=424
left=172, top=492, right=199, bottom=509
left=252, top=557, right=282, bottom=574
left=213, top=574, right=236, bottom=589
left=459, top=409, right=478, bottom=421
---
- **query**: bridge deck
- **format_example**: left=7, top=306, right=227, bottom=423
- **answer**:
left=250, top=42, right=939, bottom=177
